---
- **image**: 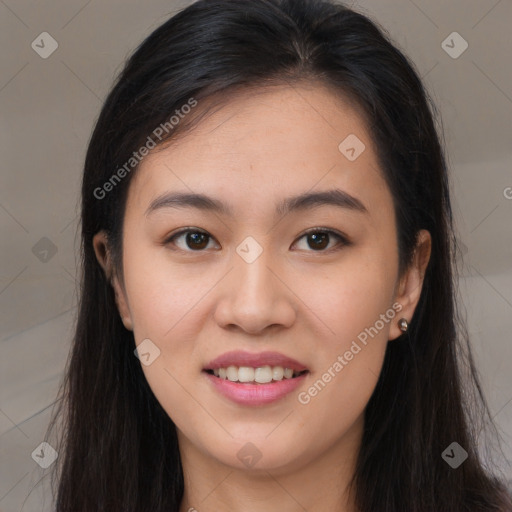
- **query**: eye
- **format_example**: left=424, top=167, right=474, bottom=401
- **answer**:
left=292, top=228, right=350, bottom=252
left=165, top=228, right=219, bottom=252
left=164, top=227, right=350, bottom=253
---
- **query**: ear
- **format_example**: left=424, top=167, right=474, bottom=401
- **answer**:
left=389, top=229, right=431, bottom=340
left=92, top=231, right=134, bottom=331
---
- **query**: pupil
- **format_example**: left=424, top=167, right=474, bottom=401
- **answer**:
left=309, top=232, right=328, bottom=250
left=187, top=232, right=208, bottom=250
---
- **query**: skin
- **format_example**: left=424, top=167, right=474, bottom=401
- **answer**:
left=94, top=83, right=431, bottom=512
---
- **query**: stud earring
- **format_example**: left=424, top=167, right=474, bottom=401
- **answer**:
left=398, top=318, right=408, bottom=333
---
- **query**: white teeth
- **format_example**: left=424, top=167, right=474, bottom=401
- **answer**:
left=272, top=366, right=284, bottom=381
left=238, top=367, right=255, bottom=382
left=254, top=366, right=273, bottom=383
left=226, top=366, right=238, bottom=382
left=209, top=365, right=304, bottom=383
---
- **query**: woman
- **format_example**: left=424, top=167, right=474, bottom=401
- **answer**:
left=46, top=0, right=512, bottom=510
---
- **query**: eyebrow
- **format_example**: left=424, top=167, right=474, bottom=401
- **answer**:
left=145, top=188, right=368, bottom=217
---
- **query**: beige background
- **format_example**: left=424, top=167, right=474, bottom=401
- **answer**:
left=1, top=0, right=511, bottom=510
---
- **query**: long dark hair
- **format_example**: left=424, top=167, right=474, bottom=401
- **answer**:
left=45, top=0, right=512, bottom=510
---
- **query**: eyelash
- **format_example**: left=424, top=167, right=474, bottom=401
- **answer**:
left=164, top=227, right=351, bottom=254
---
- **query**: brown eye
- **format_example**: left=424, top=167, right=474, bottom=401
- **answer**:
left=184, top=231, right=209, bottom=250
left=293, top=229, right=349, bottom=252
left=307, top=231, right=329, bottom=250
left=165, top=227, right=349, bottom=253
left=166, top=229, right=218, bottom=251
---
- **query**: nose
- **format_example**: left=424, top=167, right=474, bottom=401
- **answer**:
left=213, top=247, right=297, bottom=335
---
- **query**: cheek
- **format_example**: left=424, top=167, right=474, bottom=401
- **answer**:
left=298, top=251, right=397, bottom=346
left=122, top=245, right=213, bottom=431
left=292, top=248, right=396, bottom=415
left=122, top=240, right=205, bottom=338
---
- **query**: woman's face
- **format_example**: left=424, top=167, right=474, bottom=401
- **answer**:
left=95, top=84, right=430, bottom=475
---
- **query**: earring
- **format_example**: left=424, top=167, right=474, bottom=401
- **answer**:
left=398, top=318, right=408, bottom=333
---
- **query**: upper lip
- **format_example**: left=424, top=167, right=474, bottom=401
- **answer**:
left=204, top=350, right=308, bottom=372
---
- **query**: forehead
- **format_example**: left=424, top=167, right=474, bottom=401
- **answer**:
left=127, top=83, right=389, bottom=218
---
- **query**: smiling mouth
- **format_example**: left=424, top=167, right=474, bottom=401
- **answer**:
left=204, top=366, right=309, bottom=384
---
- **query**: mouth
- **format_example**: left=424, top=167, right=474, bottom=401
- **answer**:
left=203, top=366, right=309, bottom=384
left=202, top=350, right=310, bottom=405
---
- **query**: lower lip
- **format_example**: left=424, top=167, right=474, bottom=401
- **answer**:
left=204, top=371, right=308, bottom=406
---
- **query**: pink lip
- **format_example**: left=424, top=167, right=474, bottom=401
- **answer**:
left=204, top=350, right=308, bottom=372
left=204, top=371, right=308, bottom=406
left=203, top=350, right=309, bottom=406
